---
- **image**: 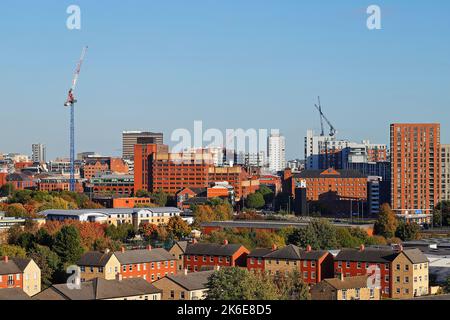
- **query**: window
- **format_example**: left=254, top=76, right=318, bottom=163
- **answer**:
left=396, top=264, right=400, bottom=271
left=303, top=272, right=308, bottom=279
left=338, top=261, right=342, bottom=268
left=218, top=257, right=223, bottom=263
left=157, top=262, right=161, bottom=269
left=311, top=272, right=316, bottom=280
left=186, top=255, right=191, bottom=261
left=311, top=261, right=316, bottom=268
left=405, top=276, right=409, bottom=284
left=384, top=275, right=389, bottom=283
left=405, top=265, right=409, bottom=271
left=396, top=288, right=401, bottom=294
left=98, top=267, right=104, bottom=273
left=370, top=288, right=375, bottom=299
left=170, top=290, right=175, bottom=299
left=129, top=265, right=133, bottom=271
left=355, top=289, right=360, bottom=299
left=80, top=266, right=85, bottom=272
left=210, top=257, right=214, bottom=262
left=357, top=262, right=361, bottom=269
left=396, top=276, right=400, bottom=283
left=303, top=261, right=308, bottom=267
left=137, top=264, right=140, bottom=272
left=170, top=261, right=174, bottom=267
left=194, top=256, right=198, bottom=262
left=202, top=256, right=206, bottom=262
left=122, top=265, right=127, bottom=272
left=143, top=264, right=147, bottom=271
left=385, top=263, right=389, bottom=270
left=151, top=263, right=155, bottom=270
left=346, top=262, right=350, bottom=268
left=258, top=258, right=262, bottom=265
left=342, top=290, right=347, bottom=300
left=90, top=267, right=94, bottom=273
left=180, top=291, right=185, bottom=300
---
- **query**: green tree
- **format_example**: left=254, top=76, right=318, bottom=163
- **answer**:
left=444, top=275, right=450, bottom=293
left=275, top=270, right=310, bottom=300
left=246, top=193, right=265, bottom=210
left=0, top=244, right=27, bottom=258
left=135, top=189, right=150, bottom=198
left=52, top=225, right=84, bottom=267
left=28, top=245, right=60, bottom=289
left=374, top=204, right=398, bottom=239
left=257, top=185, right=275, bottom=204
left=288, top=219, right=338, bottom=250
left=0, top=183, right=15, bottom=197
left=206, top=267, right=279, bottom=300
left=395, top=222, right=420, bottom=241
left=433, top=201, right=450, bottom=226
left=152, top=188, right=168, bottom=207
left=105, top=223, right=135, bottom=242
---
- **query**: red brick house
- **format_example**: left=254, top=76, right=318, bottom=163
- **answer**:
left=115, top=246, right=177, bottom=283
left=248, top=244, right=334, bottom=285
left=183, top=240, right=249, bottom=272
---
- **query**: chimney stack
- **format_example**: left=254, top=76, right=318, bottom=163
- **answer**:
left=184, top=269, right=188, bottom=276
left=271, top=244, right=278, bottom=251
left=306, top=245, right=312, bottom=252
left=104, top=248, right=110, bottom=254
left=117, top=274, right=123, bottom=281
left=359, top=244, right=365, bottom=252
left=3, top=256, right=8, bottom=263
left=121, top=247, right=125, bottom=253
left=192, top=238, right=198, bottom=244
left=147, top=245, right=152, bottom=251
left=223, top=239, right=229, bottom=245
left=339, top=273, right=344, bottom=281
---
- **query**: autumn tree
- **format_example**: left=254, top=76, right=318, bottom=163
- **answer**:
left=139, top=223, right=158, bottom=241
left=374, top=204, right=398, bottom=239
left=166, top=216, right=191, bottom=240
left=28, top=245, right=60, bottom=289
left=5, top=203, right=28, bottom=217
left=274, top=270, right=310, bottom=300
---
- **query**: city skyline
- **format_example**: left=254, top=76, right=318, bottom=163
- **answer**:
left=1, top=1, right=449, bottom=160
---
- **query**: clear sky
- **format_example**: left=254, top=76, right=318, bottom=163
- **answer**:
left=1, top=0, right=449, bottom=160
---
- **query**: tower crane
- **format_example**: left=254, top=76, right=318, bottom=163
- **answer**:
left=64, top=46, right=88, bottom=192
left=314, top=96, right=337, bottom=137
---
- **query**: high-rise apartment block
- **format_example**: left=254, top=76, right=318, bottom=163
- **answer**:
left=390, top=123, right=441, bottom=214
left=268, top=133, right=286, bottom=172
left=122, top=131, right=163, bottom=160
left=441, top=144, right=450, bottom=201
left=31, top=144, right=46, bottom=163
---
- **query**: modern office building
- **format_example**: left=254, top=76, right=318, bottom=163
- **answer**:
left=122, top=131, right=164, bottom=160
left=268, top=132, right=286, bottom=172
left=442, top=144, right=450, bottom=201
left=390, top=123, right=441, bottom=214
left=31, top=144, right=46, bottom=163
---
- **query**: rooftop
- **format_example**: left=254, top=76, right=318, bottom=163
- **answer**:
left=163, top=270, right=215, bottom=291
left=185, top=242, right=244, bottom=257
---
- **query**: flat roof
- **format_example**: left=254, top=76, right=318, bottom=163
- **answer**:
left=201, top=220, right=373, bottom=230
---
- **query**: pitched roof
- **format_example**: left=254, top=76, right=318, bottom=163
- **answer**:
left=163, top=270, right=215, bottom=291
left=402, top=248, right=429, bottom=264
left=0, top=257, right=32, bottom=275
left=33, top=278, right=161, bottom=300
left=0, top=288, right=31, bottom=300
left=335, top=248, right=398, bottom=263
left=77, top=251, right=114, bottom=267
left=173, top=241, right=188, bottom=253
left=114, top=248, right=176, bottom=265
left=323, top=275, right=369, bottom=290
left=248, top=248, right=273, bottom=258
left=263, top=245, right=328, bottom=261
left=185, top=243, right=244, bottom=257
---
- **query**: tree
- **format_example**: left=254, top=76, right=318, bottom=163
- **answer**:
left=257, top=185, right=275, bottom=205
left=395, top=222, right=420, bottom=241
left=52, top=225, right=84, bottom=267
left=135, top=189, right=150, bottom=198
left=138, top=223, right=158, bottom=241
left=105, top=223, right=135, bottom=242
left=166, top=216, right=191, bottom=240
left=374, top=204, right=398, bottom=239
left=274, top=270, right=310, bottom=300
left=0, top=244, right=27, bottom=258
left=206, top=267, right=279, bottom=300
left=0, top=183, right=15, bottom=197
left=246, top=193, right=265, bottom=210
left=433, top=201, right=450, bottom=226
left=152, top=189, right=168, bottom=207
left=288, top=219, right=338, bottom=250
left=444, top=275, right=450, bottom=293
left=28, top=245, right=60, bottom=289
left=5, top=203, right=28, bottom=217
left=254, top=231, right=285, bottom=249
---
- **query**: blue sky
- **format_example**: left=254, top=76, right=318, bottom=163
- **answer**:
left=0, top=0, right=449, bottom=160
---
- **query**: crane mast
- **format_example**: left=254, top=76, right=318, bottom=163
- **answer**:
left=64, top=46, right=88, bottom=192
left=314, top=96, right=336, bottom=137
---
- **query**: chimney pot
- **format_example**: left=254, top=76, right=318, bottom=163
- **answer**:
left=223, top=239, right=229, bottom=245
left=306, top=245, right=312, bottom=252
left=184, top=269, right=188, bottom=276
left=147, top=245, right=152, bottom=251
left=359, top=244, right=365, bottom=252
left=3, top=256, right=8, bottom=263
left=271, top=244, right=278, bottom=251
left=121, top=247, right=125, bottom=253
